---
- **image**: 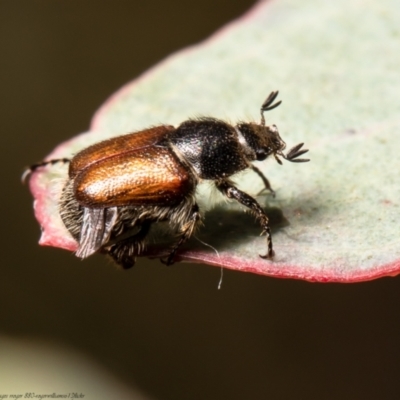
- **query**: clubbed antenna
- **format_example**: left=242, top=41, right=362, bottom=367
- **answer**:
left=284, top=143, right=310, bottom=163
left=260, top=91, right=282, bottom=126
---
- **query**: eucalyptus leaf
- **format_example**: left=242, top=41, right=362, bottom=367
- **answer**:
left=28, top=0, right=400, bottom=282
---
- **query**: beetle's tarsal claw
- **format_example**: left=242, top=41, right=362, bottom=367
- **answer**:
left=21, top=169, right=32, bottom=184
left=161, top=255, right=176, bottom=266
left=259, top=249, right=275, bottom=259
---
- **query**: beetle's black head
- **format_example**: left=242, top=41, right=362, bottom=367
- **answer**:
left=235, top=91, right=309, bottom=165
left=236, top=122, right=287, bottom=164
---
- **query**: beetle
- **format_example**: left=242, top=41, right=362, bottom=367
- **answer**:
left=24, top=91, right=309, bottom=269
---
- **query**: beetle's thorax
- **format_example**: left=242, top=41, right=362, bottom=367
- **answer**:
left=169, top=118, right=249, bottom=180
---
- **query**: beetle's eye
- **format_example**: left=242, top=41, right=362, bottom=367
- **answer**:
left=256, top=148, right=268, bottom=161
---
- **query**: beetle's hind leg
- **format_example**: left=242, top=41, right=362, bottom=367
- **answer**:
left=161, top=203, right=201, bottom=266
left=104, top=221, right=151, bottom=269
left=22, top=158, right=70, bottom=182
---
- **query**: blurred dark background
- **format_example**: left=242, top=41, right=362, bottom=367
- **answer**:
left=2, top=1, right=400, bottom=399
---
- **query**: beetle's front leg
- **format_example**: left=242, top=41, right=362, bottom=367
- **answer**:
left=216, top=180, right=274, bottom=259
left=250, top=164, right=275, bottom=196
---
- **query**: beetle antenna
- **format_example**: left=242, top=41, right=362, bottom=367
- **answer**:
left=260, top=91, right=282, bottom=126
left=282, top=143, right=310, bottom=163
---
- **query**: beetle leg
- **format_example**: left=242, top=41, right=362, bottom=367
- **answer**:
left=161, top=203, right=201, bottom=266
left=250, top=165, right=275, bottom=197
left=22, top=158, right=70, bottom=183
left=216, top=180, right=274, bottom=259
left=104, top=221, right=152, bottom=269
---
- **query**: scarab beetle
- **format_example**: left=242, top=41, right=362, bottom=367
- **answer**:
left=24, top=91, right=309, bottom=269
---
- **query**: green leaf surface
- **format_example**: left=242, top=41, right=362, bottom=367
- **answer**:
left=29, top=0, right=400, bottom=282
